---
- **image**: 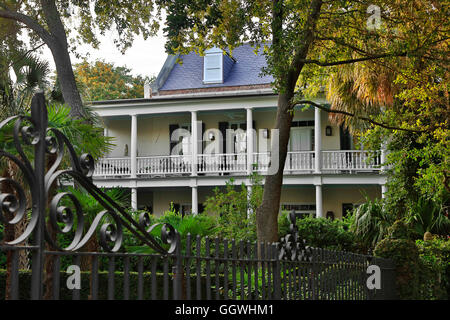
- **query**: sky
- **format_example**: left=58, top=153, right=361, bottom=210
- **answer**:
left=40, top=25, right=168, bottom=79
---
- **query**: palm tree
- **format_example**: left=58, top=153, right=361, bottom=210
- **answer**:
left=325, top=60, right=396, bottom=134
left=350, top=196, right=395, bottom=253
left=1, top=49, right=115, bottom=299
left=0, top=48, right=51, bottom=298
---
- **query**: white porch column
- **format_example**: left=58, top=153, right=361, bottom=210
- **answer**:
left=131, top=114, right=137, bottom=178
left=103, top=127, right=109, bottom=157
left=131, top=187, right=137, bottom=210
left=314, top=107, right=322, bottom=173
left=192, top=186, right=198, bottom=215
left=191, top=111, right=198, bottom=176
left=315, top=184, right=323, bottom=218
left=246, top=107, right=253, bottom=175
left=381, top=185, right=387, bottom=199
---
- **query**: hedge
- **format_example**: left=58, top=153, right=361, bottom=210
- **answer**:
left=0, top=269, right=223, bottom=300
left=374, top=220, right=450, bottom=300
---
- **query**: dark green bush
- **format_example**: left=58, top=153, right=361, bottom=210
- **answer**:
left=416, top=237, right=450, bottom=299
left=386, top=220, right=412, bottom=240
left=0, top=269, right=222, bottom=300
left=373, top=222, right=449, bottom=300
left=374, top=238, right=421, bottom=299
left=278, top=214, right=357, bottom=252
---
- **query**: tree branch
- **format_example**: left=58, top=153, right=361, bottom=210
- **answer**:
left=299, top=52, right=407, bottom=67
left=286, top=0, right=323, bottom=90
left=8, top=43, right=46, bottom=68
left=0, top=7, right=54, bottom=46
left=292, top=99, right=426, bottom=133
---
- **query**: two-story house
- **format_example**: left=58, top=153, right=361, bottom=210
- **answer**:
left=91, top=44, right=387, bottom=218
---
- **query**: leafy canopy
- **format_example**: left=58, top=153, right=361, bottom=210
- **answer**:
left=73, top=60, right=154, bottom=101
left=0, top=1, right=161, bottom=54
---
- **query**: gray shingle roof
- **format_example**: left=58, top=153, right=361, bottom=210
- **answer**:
left=158, top=44, right=274, bottom=91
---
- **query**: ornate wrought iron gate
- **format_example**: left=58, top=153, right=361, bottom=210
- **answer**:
left=0, top=93, right=396, bottom=300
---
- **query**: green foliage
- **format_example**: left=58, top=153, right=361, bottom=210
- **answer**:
left=374, top=238, right=421, bottom=299
left=0, top=48, right=50, bottom=116
left=46, top=102, right=115, bottom=160
left=278, top=213, right=357, bottom=252
left=0, top=269, right=219, bottom=300
left=73, top=60, right=154, bottom=102
left=126, top=205, right=217, bottom=255
left=416, top=237, right=450, bottom=300
left=362, top=127, right=449, bottom=234
left=406, top=197, right=450, bottom=238
left=0, top=2, right=160, bottom=53
left=60, top=186, right=128, bottom=220
left=203, top=175, right=263, bottom=242
left=349, top=196, right=395, bottom=252
left=156, top=208, right=218, bottom=240
left=385, top=220, right=412, bottom=240
left=374, top=223, right=450, bottom=300
left=277, top=210, right=292, bottom=239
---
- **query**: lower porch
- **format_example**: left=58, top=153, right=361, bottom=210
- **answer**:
left=124, top=185, right=382, bottom=219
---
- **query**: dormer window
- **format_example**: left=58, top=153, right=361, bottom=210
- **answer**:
left=203, top=47, right=224, bottom=84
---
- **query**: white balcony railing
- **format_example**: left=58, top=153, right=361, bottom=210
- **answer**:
left=285, top=151, right=315, bottom=172
left=253, top=151, right=315, bottom=173
left=322, top=150, right=381, bottom=172
left=94, top=150, right=382, bottom=177
left=197, top=153, right=247, bottom=174
left=137, top=155, right=192, bottom=175
left=95, top=157, right=131, bottom=176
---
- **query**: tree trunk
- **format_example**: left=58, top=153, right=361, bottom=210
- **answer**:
left=255, top=0, right=323, bottom=244
left=40, top=0, right=85, bottom=119
left=0, top=1, right=90, bottom=119
left=256, top=93, right=294, bottom=243
left=49, top=42, right=85, bottom=118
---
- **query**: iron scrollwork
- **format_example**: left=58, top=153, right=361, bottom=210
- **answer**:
left=278, top=210, right=312, bottom=262
left=0, top=92, right=178, bottom=255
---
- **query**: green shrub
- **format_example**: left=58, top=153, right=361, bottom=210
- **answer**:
left=416, top=237, right=450, bottom=299
left=126, top=208, right=218, bottom=255
left=406, top=197, right=450, bottom=238
left=374, top=238, right=421, bottom=299
left=349, top=196, right=395, bottom=252
left=386, top=220, right=412, bottom=240
left=203, top=174, right=263, bottom=242
left=0, top=269, right=222, bottom=300
left=278, top=214, right=357, bottom=252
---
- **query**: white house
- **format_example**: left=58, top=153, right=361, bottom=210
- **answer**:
left=90, top=44, right=387, bottom=218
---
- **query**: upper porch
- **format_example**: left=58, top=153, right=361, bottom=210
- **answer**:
left=94, top=150, right=383, bottom=178
left=91, top=90, right=386, bottom=181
